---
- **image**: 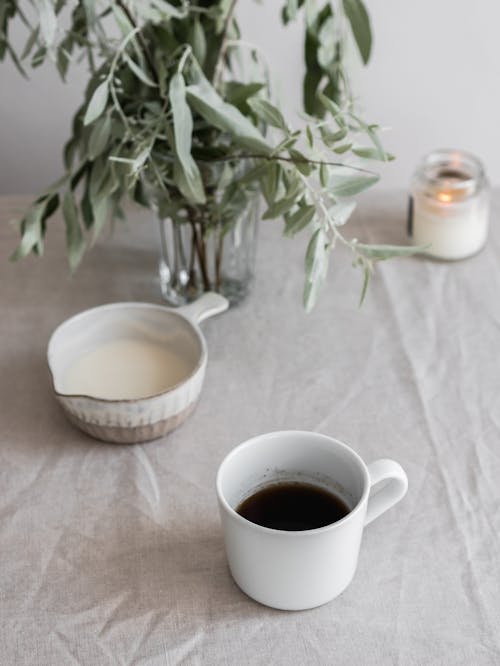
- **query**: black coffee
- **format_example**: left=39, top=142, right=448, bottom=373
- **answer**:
left=236, top=482, right=350, bottom=531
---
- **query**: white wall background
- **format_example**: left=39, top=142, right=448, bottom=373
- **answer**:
left=1, top=0, right=499, bottom=194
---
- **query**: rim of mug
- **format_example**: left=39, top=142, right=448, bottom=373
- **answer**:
left=216, top=430, right=371, bottom=536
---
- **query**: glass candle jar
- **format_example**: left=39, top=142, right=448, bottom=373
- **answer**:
left=408, top=149, right=490, bottom=260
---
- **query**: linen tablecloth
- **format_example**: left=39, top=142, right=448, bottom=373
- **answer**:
left=1, top=192, right=499, bottom=665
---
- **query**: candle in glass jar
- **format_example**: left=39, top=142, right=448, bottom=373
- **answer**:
left=409, top=150, right=490, bottom=260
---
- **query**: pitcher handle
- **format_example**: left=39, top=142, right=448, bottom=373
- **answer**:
left=177, top=292, right=229, bottom=324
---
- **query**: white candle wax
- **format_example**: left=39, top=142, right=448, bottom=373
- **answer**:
left=412, top=192, right=489, bottom=260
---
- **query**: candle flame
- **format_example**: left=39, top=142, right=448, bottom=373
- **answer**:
left=437, top=191, right=453, bottom=203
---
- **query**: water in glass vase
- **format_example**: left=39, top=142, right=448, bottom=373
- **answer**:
left=158, top=196, right=259, bottom=307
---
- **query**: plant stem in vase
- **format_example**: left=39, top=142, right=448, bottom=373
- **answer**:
left=158, top=195, right=259, bottom=307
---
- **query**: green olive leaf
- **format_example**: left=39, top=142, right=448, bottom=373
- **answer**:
left=62, top=191, right=86, bottom=271
left=303, top=228, right=329, bottom=312
left=355, top=243, right=423, bottom=260
left=88, top=115, right=111, bottom=160
left=36, top=0, right=57, bottom=47
left=186, top=65, right=270, bottom=154
left=329, top=167, right=379, bottom=197
left=169, top=72, right=205, bottom=204
left=247, top=98, right=287, bottom=130
left=359, top=264, right=371, bottom=306
left=122, top=52, right=157, bottom=87
left=352, top=146, right=395, bottom=161
left=10, top=200, right=46, bottom=260
left=284, top=203, right=316, bottom=237
left=342, top=0, right=372, bottom=64
left=190, top=16, right=206, bottom=65
left=84, top=79, right=109, bottom=126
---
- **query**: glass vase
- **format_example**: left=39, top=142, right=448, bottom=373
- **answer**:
left=158, top=196, right=259, bottom=307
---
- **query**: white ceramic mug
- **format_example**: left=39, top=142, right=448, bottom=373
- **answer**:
left=216, top=431, right=408, bottom=610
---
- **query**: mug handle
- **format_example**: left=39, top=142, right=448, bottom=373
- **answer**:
left=177, top=292, right=229, bottom=324
left=364, top=459, right=408, bottom=526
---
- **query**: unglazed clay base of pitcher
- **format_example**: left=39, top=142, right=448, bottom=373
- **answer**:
left=65, top=400, right=197, bottom=444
